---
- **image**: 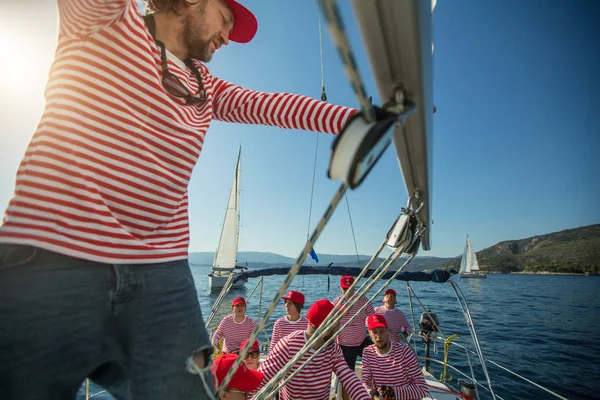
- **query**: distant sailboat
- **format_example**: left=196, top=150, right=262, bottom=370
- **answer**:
left=208, top=147, right=248, bottom=290
left=459, top=235, right=487, bottom=279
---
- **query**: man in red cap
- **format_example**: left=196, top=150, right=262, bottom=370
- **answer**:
left=333, top=276, right=375, bottom=400
left=270, top=290, right=309, bottom=350
left=251, top=299, right=371, bottom=400
left=213, top=353, right=264, bottom=400
left=0, top=0, right=357, bottom=398
left=212, top=296, right=257, bottom=354
left=236, top=339, right=261, bottom=370
left=361, top=314, right=428, bottom=400
left=375, top=288, right=413, bottom=342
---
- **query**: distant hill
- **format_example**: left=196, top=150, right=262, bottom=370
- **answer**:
left=441, top=224, right=600, bottom=274
left=189, top=251, right=453, bottom=272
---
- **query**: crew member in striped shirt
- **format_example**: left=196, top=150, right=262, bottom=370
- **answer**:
left=213, top=353, right=264, bottom=400
left=375, top=289, right=413, bottom=341
left=212, top=297, right=257, bottom=354
left=0, top=0, right=358, bottom=398
left=362, top=314, right=429, bottom=400
left=333, top=276, right=375, bottom=400
left=270, top=290, right=309, bottom=350
left=251, top=299, right=371, bottom=400
left=235, top=339, right=261, bottom=370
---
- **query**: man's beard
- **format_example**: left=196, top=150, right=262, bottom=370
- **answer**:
left=181, top=5, right=213, bottom=62
left=375, top=339, right=389, bottom=350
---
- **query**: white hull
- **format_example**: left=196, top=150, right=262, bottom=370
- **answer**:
left=209, top=272, right=247, bottom=290
left=460, top=272, right=486, bottom=279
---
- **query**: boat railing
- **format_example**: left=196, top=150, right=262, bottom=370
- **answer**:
left=423, top=337, right=568, bottom=400
left=404, top=280, right=569, bottom=400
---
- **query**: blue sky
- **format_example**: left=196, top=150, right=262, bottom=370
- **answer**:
left=0, top=0, right=598, bottom=259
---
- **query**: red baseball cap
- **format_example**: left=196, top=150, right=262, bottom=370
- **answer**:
left=367, top=314, right=388, bottom=331
left=340, top=276, right=354, bottom=289
left=239, top=339, right=260, bottom=352
left=282, top=290, right=305, bottom=306
left=384, top=289, right=396, bottom=297
left=306, top=299, right=335, bottom=328
left=232, top=296, right=246, bottom=306
left=213, top=353, right=264, bottom=392
left=224, top=0, right=258, bottom=44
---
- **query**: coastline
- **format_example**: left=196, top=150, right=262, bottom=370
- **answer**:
left=483, top=271, right=598, bottom=276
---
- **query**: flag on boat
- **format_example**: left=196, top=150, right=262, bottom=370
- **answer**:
left=309, top=247, right=319, bottom=263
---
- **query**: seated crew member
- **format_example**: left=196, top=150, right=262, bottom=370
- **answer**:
left=250, top=299, right=371, bottom=400
left=361, top=314, right=429, bottom=400
left=374, top=289, right=413, bottom=341
left=237, top=339, right=261, bottom=370
left=270, top=290, right=309, bottom=350
left=212, top=296, right=257, bottom=353
left=213, top=353, right=264, bottom=400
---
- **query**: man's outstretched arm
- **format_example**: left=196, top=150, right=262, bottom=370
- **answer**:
left=57, top=0, right=129, bottom=37
left=211, top=76, right=358, bottom=135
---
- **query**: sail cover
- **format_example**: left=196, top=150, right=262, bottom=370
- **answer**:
left=232, top=265, right=456, bottom=284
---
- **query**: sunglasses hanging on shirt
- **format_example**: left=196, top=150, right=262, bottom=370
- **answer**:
left=144, top=14, right=207, bottom=105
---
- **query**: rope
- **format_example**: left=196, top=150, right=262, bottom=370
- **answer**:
left=440, top=334, right=460, bottom=383
left=344, top=193, right=362, bottom=268
left=318, top=0, right=374, bottom=122
left=215, top=183, right=348, bottom=397
left=317, top=4, right=327, bottom=102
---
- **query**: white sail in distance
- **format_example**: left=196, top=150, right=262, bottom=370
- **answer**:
left=213, top=149, right=241, bottom=270
left=460, top=235, right=480, bottom=273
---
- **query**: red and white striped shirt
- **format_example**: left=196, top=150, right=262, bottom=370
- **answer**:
left=0, top=0, right=356, bottom=264
left=269, top=315, right=309, bottom=350
left=333, top=295, right=375, bottom=346
left=361, top=341, right=429, bottom=399
left=375, top=306, right=413, bottom=341
left=253, top=330, right=370, bottom=400
left=211, top=315, right=257, bottom=354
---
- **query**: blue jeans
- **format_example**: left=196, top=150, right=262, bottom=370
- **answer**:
left=0, top=244, right=215, bottom=400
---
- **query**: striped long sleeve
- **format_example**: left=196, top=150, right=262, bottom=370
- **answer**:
left=333, top=295, right=375, bottom=346
left=57, top=0, right=129, bottom=37
left=0, top=0, right=357, bottom=264
left=375, top=306, right=413, bottom=341
left=255, top=331, right=370, bottom=400
left=269, top=316, right=308, bottom=351
left=361, top=342, right=429, bottom=400
left=211, top=315, right=257, bottom=354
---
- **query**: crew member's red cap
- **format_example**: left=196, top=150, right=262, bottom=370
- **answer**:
left=367, top=314, right=388, bottom=331
left=306, top=299, right=335, bottom=328
left=340, top=276, right=354, bottom=289
left=282, top=290, right=305, bottom=305
left=232, top=296, right=246, bottom=306
left=384, top=289, right=396, bottom=297
left=213, top=353, right=264, bottom=392
left=224, top=0, right=258, bottom=44
left=239, top=339, right=260, bottom=352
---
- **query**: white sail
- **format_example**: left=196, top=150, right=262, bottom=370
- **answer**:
left=459, top=237, right=470, bottom=273
left=460, top=236, right=481, bottom=273
left=213, top=149, right=241, bottom=270
left=468, top=237, right=481, bottom=271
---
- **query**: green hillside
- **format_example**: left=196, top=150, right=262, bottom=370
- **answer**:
left=442, top=224, right=600, bottom=274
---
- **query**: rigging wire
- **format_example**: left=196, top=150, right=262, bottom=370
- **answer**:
left=344, top=193, right=362, bottom=268
left=306, top=3, right=327, bottom=246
